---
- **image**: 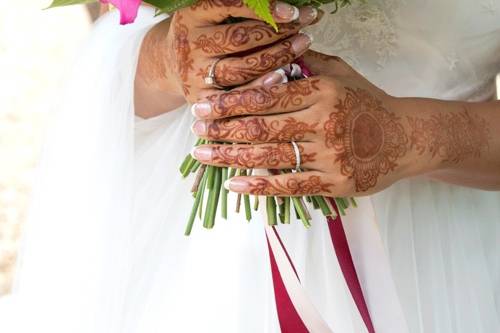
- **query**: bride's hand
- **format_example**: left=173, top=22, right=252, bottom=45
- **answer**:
left=189, top=51, right=495, bottom=196
left=135, top=0, right=318, bottom=117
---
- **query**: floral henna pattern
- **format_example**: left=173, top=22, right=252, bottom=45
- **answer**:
left=407, top=108, right=489, bottom=163
left=211, top=143, right=316, bottom=168
left=194, top=22, right=300, bottom=55
left=245, top=176, right=333, bottom=196
left=173, top=14, right=193, bottom=96
left=194, top=24, right=275, bottom=54
left=208, top=79, right=320, bottom=117
left=215, top=40, right=295, bottom=86
left=325, top=88, right=408, bottom=192
left=208, top=117, right=318, bottom=142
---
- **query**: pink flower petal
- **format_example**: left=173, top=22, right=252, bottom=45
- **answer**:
left=100, top=0, right=141, bottom=25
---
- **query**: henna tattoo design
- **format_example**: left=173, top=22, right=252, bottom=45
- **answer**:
left=194, top=22, right=300, bottom=55
left=207, top=79, right=320, bottom=117
left=407, top=108, right=489, bottom=163
left=208, top=117, right=318, bottom=142
left=325, top=88, right=408, bottom=192
left=139, top=27, right=169, bottom=83
left=245, top=176, right=333, bottom=195
left=194, top=24, right=275, bottom=54
left=173, top=13, right=193, bottom=96
left=211, top=143, right=316, bottom=168
left=215, top=40, right=295, bottom=86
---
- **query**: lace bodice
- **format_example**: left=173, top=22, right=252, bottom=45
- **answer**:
left=306, top=0, right=500, bottom=101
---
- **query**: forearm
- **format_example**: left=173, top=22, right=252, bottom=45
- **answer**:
left=394, top=97, right=500, bottom=190
left=134, top=18, right=185, bottom=119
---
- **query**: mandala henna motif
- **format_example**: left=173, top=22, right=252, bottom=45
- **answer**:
left=211, top=143, right=316, bottom=168
left=207, top=79, right=320, bottom=117
left=208, top=117, right=318, bottom=142
left=245, top=176, right=333, bottom=196
left=325, top=87, right=408, bottom=192
left=173, top=14, right=193, bottom=96
left=407, top=108, right=489, bottom=163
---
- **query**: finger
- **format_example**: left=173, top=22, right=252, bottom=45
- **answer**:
left=214, top=32, right=313, bottom=87
left=192, top=7, right=318, bottom=57
left=191, top=77, right=321, bottom=119
left=243, top=69, right=288, bottom=89
left=194, top=68, right=287, bottom=102
left=224, top=171, right=334, bottom=196
left=191, top=112, right=320, bottom=143
left=187, top=0, right=300, bottom=25
left=192, top=142, right=318, bottom=169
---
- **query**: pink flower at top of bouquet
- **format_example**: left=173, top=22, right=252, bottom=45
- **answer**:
left=100, top=0, right=141, bottom=25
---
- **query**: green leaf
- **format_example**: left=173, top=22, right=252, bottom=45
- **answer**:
left=243, top=0, right=277, bottom=31
left=150, top=0, right=198, bottom=14
left=48, top=0, right=96, bottom=8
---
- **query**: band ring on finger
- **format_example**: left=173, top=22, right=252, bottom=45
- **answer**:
left=204, top=58, right=224, bottom=89
left=291, top=141, right=301, bottom=172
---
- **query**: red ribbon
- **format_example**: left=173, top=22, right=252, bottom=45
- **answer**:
left=267, top=198, right=376, bottom=333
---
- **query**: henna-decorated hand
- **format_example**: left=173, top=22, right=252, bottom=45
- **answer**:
left=189, top=50, right=493, bottom=196
left=135, top=0, right=319, bottom=117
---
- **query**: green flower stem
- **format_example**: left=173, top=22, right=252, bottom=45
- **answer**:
left=198, top=174, right=206, bottom=219
left=253, top=196, right=259, bottom=211
left=221, top=167, right=228, bottom=219
left=350, top=197, right=358, bottom=208
left=278, top=201, right=285, bottom=224
left=284, top=196, right=291, bottom=224
left=206, top=164, right=215, bottom=190
left=292, top=197, right=311, bottom=228
left=266, top=196, right=277, bottom=226
left=315, top=196, right=333, bottom=217
left=203, top=167, right=222, bottom=229
left=244, top=194, right=252, bottom=222
left=185, top=171, right=207, bottom=236
left=335, top=198, right=346, bottom=216
left=311, top=196, right=320, bottom=210
left=191, top=160, right=201, bottom=173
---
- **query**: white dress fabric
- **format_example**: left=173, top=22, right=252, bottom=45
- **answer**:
left=0, top=1, right=499, bottom=332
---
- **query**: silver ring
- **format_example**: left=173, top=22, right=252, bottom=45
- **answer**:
left=204, top=58, right=223, bottom=88
left=291, top=141, right=301, bottom=172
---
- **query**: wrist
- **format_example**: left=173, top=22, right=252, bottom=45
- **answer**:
left=135, top=18, right=186, bottom=118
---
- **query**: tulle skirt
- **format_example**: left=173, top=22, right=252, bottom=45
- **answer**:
left=0, top=6, right=498, bottom=333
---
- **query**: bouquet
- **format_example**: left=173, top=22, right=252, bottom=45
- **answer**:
left=50, top=0, right=360, bottom=235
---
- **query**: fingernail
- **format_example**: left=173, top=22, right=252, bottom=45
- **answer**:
left=273, top=2, right=299, bottom=22
left=298, top=7, right=317, bottom=25
left=291, top=32, right=313, bottom=55
left=192, top=146, right=212, bottom=162
left=191, top=120, right=207, bottom=136
left=191, top=102, right=212, bottom=118
left=224, top=178, right=249, bottom=192
left=263, top=69, right=287, bottom=87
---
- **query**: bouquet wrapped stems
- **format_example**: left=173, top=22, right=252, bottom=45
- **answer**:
left=180, top=141, right=356, bottom=236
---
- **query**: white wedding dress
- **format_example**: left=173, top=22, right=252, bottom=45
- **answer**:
left=0, top=1, right=499, bottom=332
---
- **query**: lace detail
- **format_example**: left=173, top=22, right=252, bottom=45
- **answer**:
left=481, top=0, right=497, bottom=15
left=308, top=0, right=406, bottom=70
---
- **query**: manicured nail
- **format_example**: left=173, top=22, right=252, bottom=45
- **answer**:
left=263, top=69, right=287, bottom=87
left=191, top=120, right=207, bottom=136
left=273, top=2, right=299, bottom=22
left=291, top=32, right=313, bottom=55
left=191, top=146, right=212, bottom=162
left=191, top=102, right=212, bottom=118
left=224, top=178, right=249, bottom=192
left=298, top=6, right=317, bottom=24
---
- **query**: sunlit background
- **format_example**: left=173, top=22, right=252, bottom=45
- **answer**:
left=0, top=0, right=94, bottom=296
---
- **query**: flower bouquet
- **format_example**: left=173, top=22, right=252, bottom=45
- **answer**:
left=49, top=0, right=360, bottom=235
